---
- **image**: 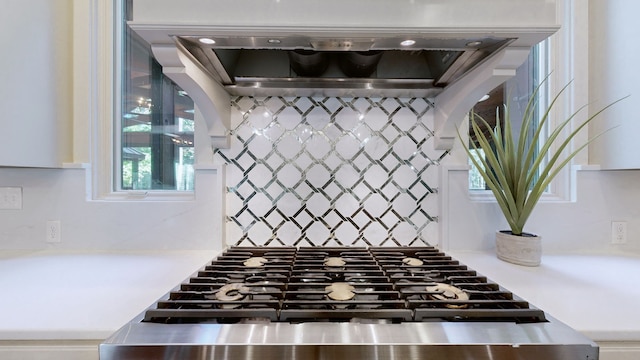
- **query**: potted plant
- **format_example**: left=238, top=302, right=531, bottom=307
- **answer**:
left=456, top=78, right=624, bottom=266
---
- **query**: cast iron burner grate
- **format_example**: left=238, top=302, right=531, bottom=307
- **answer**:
left=143, top=246, right=546, bottom=324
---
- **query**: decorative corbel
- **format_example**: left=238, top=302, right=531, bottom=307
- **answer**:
left=433, top=47, right=532, bottom=150
left=150, top=42, right=231, bottom=149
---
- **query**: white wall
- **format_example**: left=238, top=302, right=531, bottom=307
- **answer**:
left=1, top=0, right=640, bottom=255
left=443, top=164, right=640, bottom=254
left=0, top=167, right=223, bottom=250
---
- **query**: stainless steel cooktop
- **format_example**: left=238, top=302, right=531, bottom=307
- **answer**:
left=100, top=246, right=599, bottom=360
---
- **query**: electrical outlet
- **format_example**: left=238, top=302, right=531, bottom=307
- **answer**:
left=46, top=221, right=61, bottom=243
left=0, top=187, right=22, bottom=210
left=611, top=221, right=627, bottom=244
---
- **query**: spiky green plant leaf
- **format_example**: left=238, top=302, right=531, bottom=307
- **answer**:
left=456, top=78, right=626, bottom=236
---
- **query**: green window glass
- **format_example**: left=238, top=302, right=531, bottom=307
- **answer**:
left=120, top=0, right=195, bottom=191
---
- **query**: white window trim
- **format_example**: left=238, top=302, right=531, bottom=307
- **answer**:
left=467, top=0, right=590, bottom=205
left=543, top=0, right=593, bottom=203
left=83, top=0, right=582, bottom=204
left=85, top=0, right=195, bottom=201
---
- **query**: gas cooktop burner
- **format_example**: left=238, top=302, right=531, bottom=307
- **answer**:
left=323, top=257, right=346, bottom=267
left=425, top=283, right=469, bottom=309
left=142, top=246, right=547, bottom=324
left=402, top=257, right=424, bottom=266
left=214, top=283, right=248, bottom=301
left=325, top=282, right=356, bottom=301
left=243, top=256, right=268, bottom=267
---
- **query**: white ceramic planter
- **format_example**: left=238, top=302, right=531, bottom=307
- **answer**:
left=495, top=231, right=542, bottom=266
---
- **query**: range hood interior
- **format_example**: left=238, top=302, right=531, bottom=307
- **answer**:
left=177, top=35, right=511, bottom=97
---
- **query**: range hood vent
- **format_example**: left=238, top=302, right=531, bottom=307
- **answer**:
left=176, top=35, right=511, bottom=97
left=129, top=0, right=559, bottom=149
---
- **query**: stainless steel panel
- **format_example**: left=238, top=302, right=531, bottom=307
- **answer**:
left=100, top=318, right=599, bottom=359
left=101, top=344, right=598, bottom=360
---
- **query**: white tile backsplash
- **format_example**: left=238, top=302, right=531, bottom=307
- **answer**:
left=214, top=96, right=448, bottom=247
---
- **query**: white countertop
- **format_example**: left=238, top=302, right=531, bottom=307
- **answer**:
left=0, top=250, right=218, bottom=340
left=448, top=251, right=640, bottom=342
left=0, top=249, right=638, bottom=342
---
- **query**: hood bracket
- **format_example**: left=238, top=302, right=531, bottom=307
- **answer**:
left=433, top=47, right=532, bottom=150
left=151, top=42, right=231, bottom=149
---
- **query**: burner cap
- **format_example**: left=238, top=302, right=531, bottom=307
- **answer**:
left=325, top=282, right=356, bottom=301
left=243, top=256, right=268, bottom=267
left=324, top=257, right=346, bottom=267
left=426, top=283, right=469, bottom=309
left=402, top=257, right=424, bottom=266
left=215, top=283, right=249, bottom=301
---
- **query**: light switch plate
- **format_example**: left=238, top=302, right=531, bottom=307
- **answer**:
left=0, top=187, right=22, bottom=210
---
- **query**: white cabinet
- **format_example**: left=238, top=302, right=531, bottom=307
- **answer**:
left=589, top=0, right=640, bottom=170
left=0, top=0, right=73, bottom=167
left=0, top=343, right=99, bottom=360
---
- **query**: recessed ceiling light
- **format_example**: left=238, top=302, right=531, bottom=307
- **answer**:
left=400, top=39, right=416, bottom=47
left=466, top=41, right=483, bottom=47
left=198, top=37, right=216, bottom=45
left=267, top=39, right=282, bottom=44
left=478, top=94, right=490, bottom=102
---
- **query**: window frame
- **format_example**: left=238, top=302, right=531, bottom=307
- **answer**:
left=117, top=0, right=196, bottom=193
left=91, top=0, right=196, bottom=201
left=468, top=0, right=583, bottom=204
left=467, top=41, right=550, bottom=193
left=89, top=0, right=579, bottom=202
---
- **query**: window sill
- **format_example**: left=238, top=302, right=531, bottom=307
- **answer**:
left=94, top=190, right=196, bottom=202
left=90, top=165, right=222, bottom=202
left=462, top=164, right=601, bottom=204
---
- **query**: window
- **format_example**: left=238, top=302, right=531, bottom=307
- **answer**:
left=468, top=40, right=549, bottom=190
left=119, top=0, right=195, bottom=191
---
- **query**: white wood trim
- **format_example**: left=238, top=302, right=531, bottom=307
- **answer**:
left=86, top=0, right=207, bottom=202
left=0, top=340, right=100, bottom=360
left=90, top=0, right=117, bottom=200
left=438, top=164, right=469, bottom=251
left=598, top=341, right=640, bottom=360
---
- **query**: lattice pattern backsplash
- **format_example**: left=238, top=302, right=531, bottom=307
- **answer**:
left=213, top=96, right=448, bottom=247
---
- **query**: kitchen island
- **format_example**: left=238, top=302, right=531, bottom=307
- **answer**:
left=0, top=249, right=638, bottom=360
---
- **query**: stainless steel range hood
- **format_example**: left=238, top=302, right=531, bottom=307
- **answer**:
left=175, top=35, right=512, bottom=98
left=129, top=0, right=559, bottom=149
